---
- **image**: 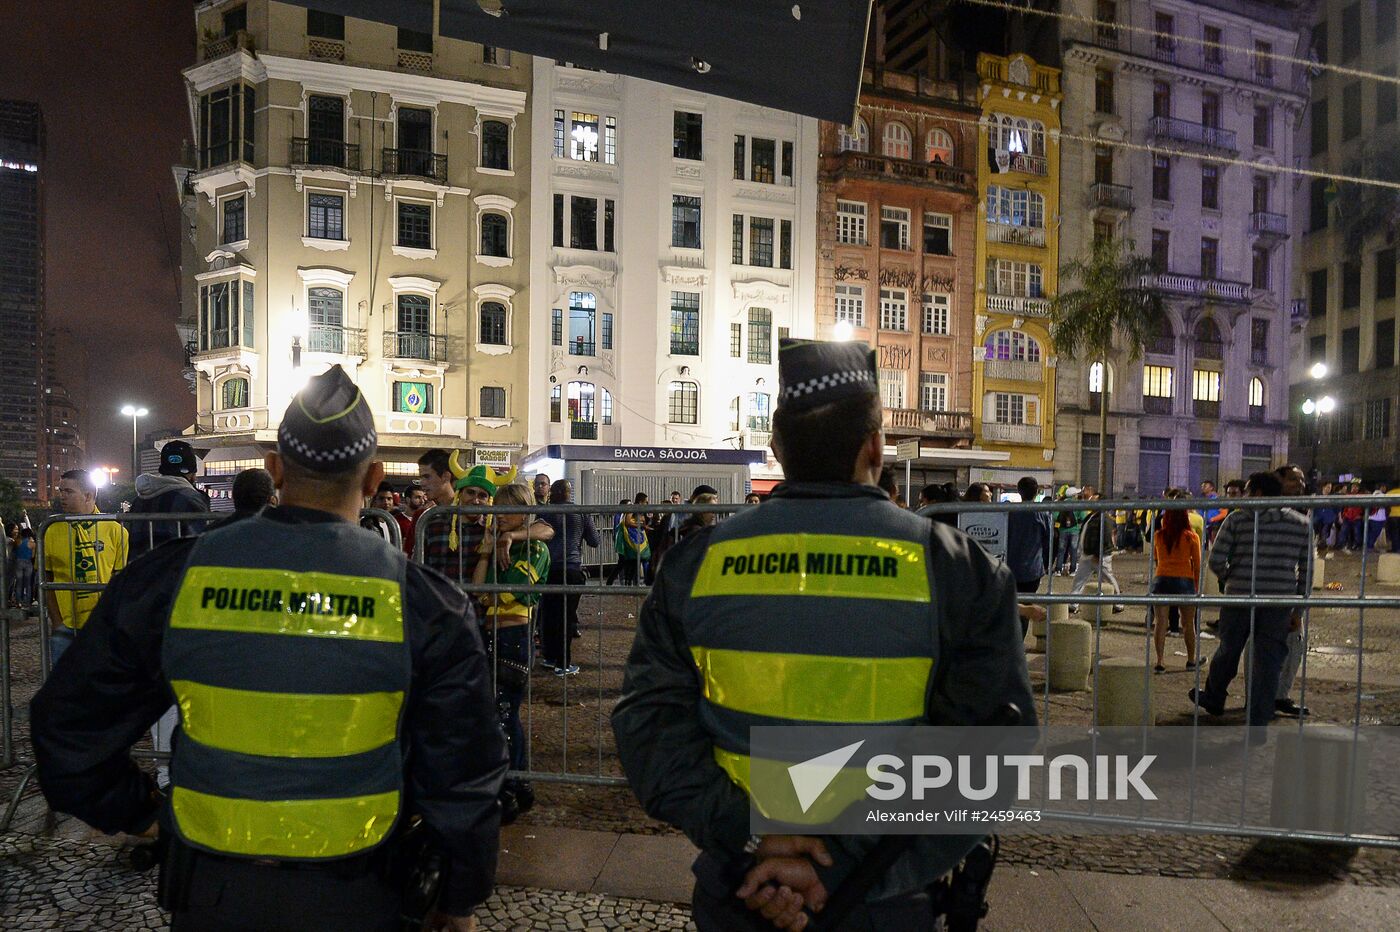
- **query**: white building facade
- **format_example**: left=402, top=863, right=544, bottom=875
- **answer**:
left=527, top=62, right=819, bottom=477
left=1057, top=0, right=1310, bottom=493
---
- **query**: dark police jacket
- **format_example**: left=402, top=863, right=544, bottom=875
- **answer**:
left=611, top=481, right=1035, bottom=903
left=30, top=505, right=508, bottom=916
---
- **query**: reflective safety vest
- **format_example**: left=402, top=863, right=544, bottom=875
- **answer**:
left=684, top=496, right=937, bottom=825
left=163, top=515, right=411, bottom=861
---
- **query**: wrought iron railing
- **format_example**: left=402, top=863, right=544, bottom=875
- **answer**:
left=1149, top=116, right=1237, bottom=151
left=1090, top=182, right=1133, bottom=210
left=1143, top=395, right=1174, bottom=415
left=382, top=331, right=447, bottom=362
left=1250, top=211, right=1289, bottom=236
left=833, top=151, right=972, bottom=187
left=291, top=138, right=360, bottom=171
left=382, top=148, right=447, bottom=183
left=308, top=325, right=366, bottom=357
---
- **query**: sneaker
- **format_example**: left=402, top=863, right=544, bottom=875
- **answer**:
left=553, top=664, right=580, bottom=677
left=1188, top=687, right=1224, bottom=717
left=1275, top=698, right=1310, bottom=718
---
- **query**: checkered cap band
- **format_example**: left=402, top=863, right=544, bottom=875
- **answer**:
left=277, top=424, right=378, bottom=467
left=779, top=368, right=877, bottom=401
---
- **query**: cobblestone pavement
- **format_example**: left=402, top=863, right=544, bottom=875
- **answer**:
left=0, top=834, right=695, bottom=931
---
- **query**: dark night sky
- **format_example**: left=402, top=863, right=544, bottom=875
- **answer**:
left=1, top=1, right=195, bottom=471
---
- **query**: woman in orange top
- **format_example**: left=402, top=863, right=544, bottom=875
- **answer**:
left=1152, top=509, right=1201, bottom=673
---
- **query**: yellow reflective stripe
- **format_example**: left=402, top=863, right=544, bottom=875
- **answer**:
left=690, top=534, right=929, bottom=602
left=690, top=647, right=930, bottom=722
left=171, top=567, right=404, bottom=643
left=171, top=680, right=403, bottom=758
left=715, top=748, right=870, bottom=825
left=171, top=786, right=398, bottom=859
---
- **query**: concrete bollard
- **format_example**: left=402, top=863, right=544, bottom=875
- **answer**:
left=1048, top=602, right=1070, bottom=623
left=1048, top=619, right=1093, bottom=692
left=1031, top=604, right=1070, bottom=653
left=1312, top=555, right=1325, bottom=590
left=1271, top=726, right=1370, bottom=835
left=1094, top=657, right=1154, bottom=727
left=1377, top=553, right=1400, bottom=584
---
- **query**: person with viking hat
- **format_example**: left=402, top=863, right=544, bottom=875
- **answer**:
left=30, top=366, right=507, bottom=932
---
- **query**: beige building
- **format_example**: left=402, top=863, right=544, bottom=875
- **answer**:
left=179, top=0, right=531, bottom=487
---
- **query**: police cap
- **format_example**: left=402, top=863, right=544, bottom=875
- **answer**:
left=277, top=365, right=377, bottom=472
left=776, top=338, right=878, bottom=414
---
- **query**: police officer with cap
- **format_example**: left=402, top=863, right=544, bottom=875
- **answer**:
left=612, top=339, right=1034, bottom=930
left=31, top=365, right=507, bottom=932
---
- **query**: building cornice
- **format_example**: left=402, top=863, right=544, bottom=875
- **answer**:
left=1067, top=40, right=1307, bottom=108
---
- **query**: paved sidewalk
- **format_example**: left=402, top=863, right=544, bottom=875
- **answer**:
left=498, top=825, right=1400, bottom=930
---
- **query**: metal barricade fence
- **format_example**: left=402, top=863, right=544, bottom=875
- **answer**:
left=412, top=501, right=739, bottom=788
left=0, top=508, right=401, bottom=831
left=921, top=493, right=1400, bottom=848
left=8, top=495, right=1400, bottom=849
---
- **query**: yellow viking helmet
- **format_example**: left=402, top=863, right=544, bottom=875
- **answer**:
left=448, top=451, right=518, bottom=495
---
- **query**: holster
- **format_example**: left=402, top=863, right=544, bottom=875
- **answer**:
left=388, top=818, right=445, bottom=932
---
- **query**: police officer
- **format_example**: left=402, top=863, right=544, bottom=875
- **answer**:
left=611, top=339, right=1034, bottom=930
left=31, top=366, right=507, bottom=932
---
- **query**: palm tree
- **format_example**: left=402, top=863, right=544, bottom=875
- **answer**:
left=1050, top=235, right=1168, bottom=492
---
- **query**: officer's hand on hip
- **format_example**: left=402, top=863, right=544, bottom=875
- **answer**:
left=427, top=913, right=476, bottom=932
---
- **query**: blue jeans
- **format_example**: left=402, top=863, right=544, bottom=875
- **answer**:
left=1056, top=532, right=1079, bottom=572
left=1201, top=605, right=1292, bottom=726
left=49, top=627, right=76, bottom=668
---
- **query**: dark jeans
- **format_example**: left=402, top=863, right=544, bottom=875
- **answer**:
left=169, top=854, right=400, bottom=931
left=1389, top=516, right=1400, bottom=554
left=491, top=624, right=531, bottom=771
left=540, top=565, right=586, bottom=668
left=1201, top=604, right=1292, bottom=726
left=689, top=851, right=938, bottom=932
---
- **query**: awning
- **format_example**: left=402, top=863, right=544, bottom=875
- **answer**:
left=276, top=1, right=872, bottom=122
left=748, top=478, right=781, bottom=494
left=881, top=445, right=1013, bottom=467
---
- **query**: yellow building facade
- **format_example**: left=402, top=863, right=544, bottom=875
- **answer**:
left=971, top=53, right=1062, bottom=484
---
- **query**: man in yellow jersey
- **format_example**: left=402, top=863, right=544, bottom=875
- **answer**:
left=43, top=468, right=128, bottom=667
left=31, top=366, right=506, bottom=932
left=613, top=339, right=1034, bottom=930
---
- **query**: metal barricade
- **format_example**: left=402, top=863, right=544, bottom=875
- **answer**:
left=921, top=493, right=1400, bottom=848
left=413, top=501, right=737, bottom=788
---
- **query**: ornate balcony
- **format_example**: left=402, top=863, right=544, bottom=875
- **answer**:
left=830, top=151, right=972, bottom=189
left=1149, top=116, right=1237, bottom=153
left=202, top=30, right=254, bottom=61
left=1250, top=211, right=1289, bottom=238
left=382, top=331, right=447, bottom=363
left=291, top=138, right=361, bottom=172
left=307, top=325, right=366, bottom=357
left=382, top=148, right=447, bottom=183
left=1145, top=273, right=1251, bottom=303
left=983, top=423, right=1042, bottom=445
left=1143, top=396, right=1174, bottom=415
left=985, top=292, right=1052, bottom=317
left=1089, top=182, right=1133, bottom=212
left=883, top=409, right=974, bottom=437
left=986, top=222, right=1046, bottom=247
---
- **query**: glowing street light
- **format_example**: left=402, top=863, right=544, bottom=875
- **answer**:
left=120, top=404, right=148, bottom=482
left=1310, top=361, right=1328, bottom=381
left=1301, top=395, right=1338, bottom=474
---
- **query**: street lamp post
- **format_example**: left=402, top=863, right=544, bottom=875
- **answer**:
left=1301, top=395, right=1337, bottom=475
left=120, top=404, right=148, bottom=483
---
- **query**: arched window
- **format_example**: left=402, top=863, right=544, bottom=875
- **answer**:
left=393, top=293, right=433, bottom=359
left=926, top=128, right=954, bottom=164
left=882, top=121, right=912, bottom=159
left=747, top=392, right=772, bottom=431
left=1149, top=318, right=1176, bottom=355
left=479, top=301, right=507, bottom=345
left=1249, top=377, right=1265, bottom=407
left=480, top=212, right=509, bottom=258
left=307, top=286, right=344, bottom=353
left=1193, top=318, right=1222, bottom=359
left=668, top=380, right=699, bottom=424
left=567, top=381, right=595, bottom=422
left=550, top=384, right=562, bottom=422
left=1088, top=362, right=1113, bottom=393
left=480, top=120, right=510, bottom=170
left=601, top=387, right=613, bottom=425
left=221, top=377, right=249, bottom=409
left=838, top=118, right=868, bottom=153
left=984, top=330, right=1042, bottom=362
